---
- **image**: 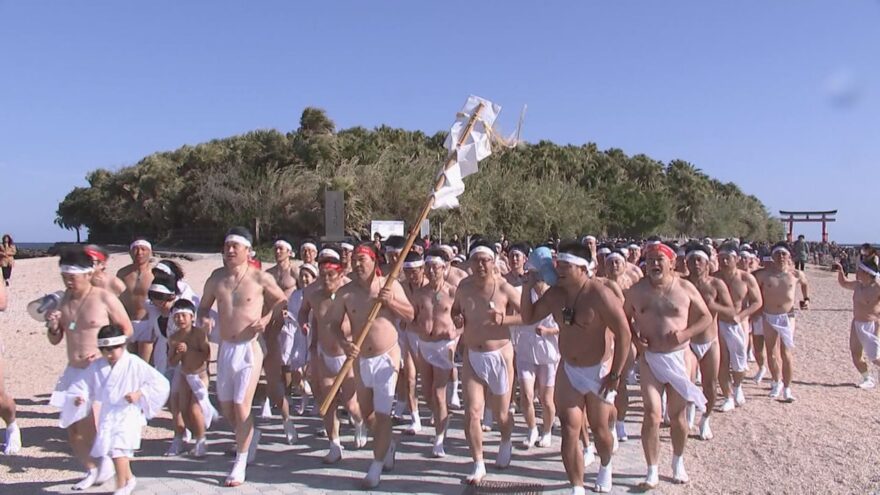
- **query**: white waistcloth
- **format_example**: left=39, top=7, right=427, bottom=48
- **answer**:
left=718, top=321, right=749, bottom=372
left=853, top=320, right=880, bottom=362
left=278, top=315, right=309, bottom=370
left=689, top=338, right=715, bottom=360
left=563, top=360, right=610, bottom=401
left=418, top=338, right=456, bottom=370
left=398, top=328, right=421, bottom=358
left=751, top=316, right=764, bottom=337
left=184, top=373, right=219, bottom=430
left=317, top=344, right=346, bottom=375
left=764, top=312, right=796, bottom=349
left=518, top=360, right=558, bottom=388
left=216, top=339, right=256, bottom=404
left=467, top=347, right=510, bottom=396
left=643, top=349, right=707, bottom=412
left=358, top=346, right=399, bottom=415
left=49, top=365, right=92, bottom=428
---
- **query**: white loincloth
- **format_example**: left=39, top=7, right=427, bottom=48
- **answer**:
left=418, top=338, right=456, bottom=370
left=853, top=320, right=880, bottom=362
left=358, top=345, right=399, bottom=415
left=562, top=360, right=609, bottom=399
left=216, top=339, right=256, bottom=404
left=49, top=365, right=92, bottom=428
left=131, top=318, right=152, bottom=343
left=87, top=351, right=170, bottom=459
left=184, top=373, right=219, bottom=430
left=751, top=316, right=764, bottom=337
left=764, top=312, right=796, bottom=349
left=718, top=321, right=749, bottom=372
left=467, top=347, right=510, bottom=396
left=278, top=315, right=309, bottom=370
left=689, top=338, right=715, bottom=361
left=518, top=361, right=558, bottom=388
left=317, top=344, right=346, bottom=375
left=514, top=289, right=561, bottom=367
left=644, top=349, right=707, bottom=412
left=398, top=328, right=421, bottom=359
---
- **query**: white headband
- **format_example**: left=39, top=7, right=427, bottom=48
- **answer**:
left=318, top=249, right=341, bottom=260
left=454, top=255, right=466, bottom=262
left=719, top=249, right=739, bottom=257
left=628, top=244, right=639, bottom=250
left=300, top=263, right=318, bottom=276
left=385, top=246, right=402, bottom=254
left=225, top=235, right=252, bottom=248
left=557, top=252, right=591, bottom=267
left=97, top=335, right=128, bottom=347
left=597, top=247, right=611, bottom=255
left=403, top=260, right=425, bottom=269
left=274, top=240, right=293, bottom=252
left=583, top=235, right=596, bottom=242
left=149, top=283, right=175, bottom=295
left=469, top=246, right=496, bottom=259
left=340, top=242, right=354, bottom=251
left=300, top=242, right=317, bottom=252
left=154, top=263, right=173, bottom=275
left=771, top=246, right=790, bottom=256
left=509, top=247, right=528, bottom=256
left=60, top=264, right=94, bottom=274
left=686, top=250, right=711, bottom=261
left=605, top=252, right=626, bottom=263
left=425, top=255, right=446, bottom=265
left=170, top=307, right=195, bottom=317
left=130, top=240, right=151, bottom=250
left=858, top=263, right=880, bottom=279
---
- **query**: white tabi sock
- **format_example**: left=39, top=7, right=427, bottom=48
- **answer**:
left=362, top=460, right=384, bottom=489
left=72, top=468, right=98, bottom=491
left=672, top=454, right=689, bottom=483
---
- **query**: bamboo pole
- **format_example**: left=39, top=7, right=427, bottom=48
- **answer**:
left=318, top=102, right=485, bottom=416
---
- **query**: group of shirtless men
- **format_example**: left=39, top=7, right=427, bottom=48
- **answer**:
left=2, top=228, right=880, bottom=494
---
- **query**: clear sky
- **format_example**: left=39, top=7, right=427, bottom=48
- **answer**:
left=2, top=1, right=878, bottom=243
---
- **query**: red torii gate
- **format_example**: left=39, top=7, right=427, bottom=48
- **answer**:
left=779, top=210, right=837, bottom=243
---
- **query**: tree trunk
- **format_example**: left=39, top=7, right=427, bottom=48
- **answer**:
left=76, top=227, right=81, bottom=243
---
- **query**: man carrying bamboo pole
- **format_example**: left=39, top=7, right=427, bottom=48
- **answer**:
left=325, top=242, right=414, bottom=489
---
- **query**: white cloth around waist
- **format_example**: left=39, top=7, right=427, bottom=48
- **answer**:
left=764, top=312, right=796, bottom=349
left=467, top=346, right=510, bottom=396
left=718, top=321, right=749, bottom=373
left=643, top=349, right=707, bottom=412
left=853, top=320, right=880, bottom=362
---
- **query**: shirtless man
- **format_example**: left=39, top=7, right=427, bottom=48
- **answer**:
left=46, top=247, right=133, bottom=490
left=600, top=248, right=635, bottom=443
left=834, top=258, right=880, bottom=388
left=197, top=227, right=287, bottom=486
left=521, top=242, right=631, bottom=494
left=0, top=270, right=21, bottom=455
left=116, top=239, right=154, bottom=357
left=410, top=249, right=460, bottom=457
left=627, top=243, right=642, bottom=266
left=300, top=240, right=318, bottom=267
left=84, top=245, right=125, bottom=296
left=625, top=242, right=712, bottom=488
left=299, top=247, right=366, bottom=464
left=715, top=244, right=762, bottom=410
left=684, top=244, right=736, bottom=440
left=261, top=239, right=299, bottom=438
left=440, top=244, right=469, bottom=286
left=754, top=242, right=810, bottom=402
left=399, top=251, right=428, bottom=434
left=340, top=241, right=355, bottom=274
left=327, top=243, right=414, bottom=488
left=451, top=241, right=523, bottom=484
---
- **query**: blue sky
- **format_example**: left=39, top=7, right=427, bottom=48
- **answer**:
left=2, top=1, right=878, bottom=243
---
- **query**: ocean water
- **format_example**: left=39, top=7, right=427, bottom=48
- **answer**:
left=16, top=243, right=56, bottom=250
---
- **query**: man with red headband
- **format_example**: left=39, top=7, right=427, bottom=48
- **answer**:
left=197, top=227, right=287, bottom=487
left=298, top=246, right=366, bottom=464
left=85, top=245, right=125, bottom=296
left=325, top=242, right=414, bottom=489
left=452, top=240, right=524, bottom=485
left=521, top=241, right=631, bottom=494
left=625, top=241, right=712, bottom=489
left=116, top=238, right=155, bottom=355
left=754, top=242, right=810, bottom=402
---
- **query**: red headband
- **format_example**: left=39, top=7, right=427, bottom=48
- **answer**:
left=354, top=245, right=383, bottom=277
left=647, top=243, right=676, bottom=261
left=84, top=247, right=107, bottom=263
left=319, top=260, right=345, bottom=273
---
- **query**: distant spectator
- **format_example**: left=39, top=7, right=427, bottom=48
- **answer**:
left=793, top=235, right=809, bottom=271
left=0, top=234, right=15, bottom=285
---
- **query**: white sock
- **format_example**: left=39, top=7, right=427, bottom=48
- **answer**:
left=362, top=460, right=383, bottom=488
left=72, top=468, right=98, bottom=490
left=571, top=486, right=586, bottom=495
left=412, top=410, right=421, bottom=425
left=466, top=460, right=486, bottom=483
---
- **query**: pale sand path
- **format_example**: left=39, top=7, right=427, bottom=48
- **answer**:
left=1, top=255, right=878, bottom=493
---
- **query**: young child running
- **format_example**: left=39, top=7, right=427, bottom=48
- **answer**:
left=76, top=324, right=170, bottom=495
left=167, top=299, right=218, bottom=457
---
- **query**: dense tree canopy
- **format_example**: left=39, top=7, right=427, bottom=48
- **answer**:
left=56, top=108, right=783, bottom=245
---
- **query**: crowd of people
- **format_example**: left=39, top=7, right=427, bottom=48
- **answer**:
left=1, top=229, right=879, bottom=495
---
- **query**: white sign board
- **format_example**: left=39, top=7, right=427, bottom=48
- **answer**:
left=420, top=219, right=430, bottom=238
left=371, top=220, right=405, bottom=240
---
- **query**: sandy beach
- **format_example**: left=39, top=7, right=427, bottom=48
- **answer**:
left=1, top=254, right=878, bottom=494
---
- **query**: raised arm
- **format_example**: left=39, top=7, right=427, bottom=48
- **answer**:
left=833, top=263, right=857, bottom=291
left=520, top=274, right=556, bottom=325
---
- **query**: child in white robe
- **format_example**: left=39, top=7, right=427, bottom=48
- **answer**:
left=75, top=325, right=170, bottom=495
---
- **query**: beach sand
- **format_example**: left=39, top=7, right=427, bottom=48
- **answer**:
left=1, top=254, right=878, bottom=493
